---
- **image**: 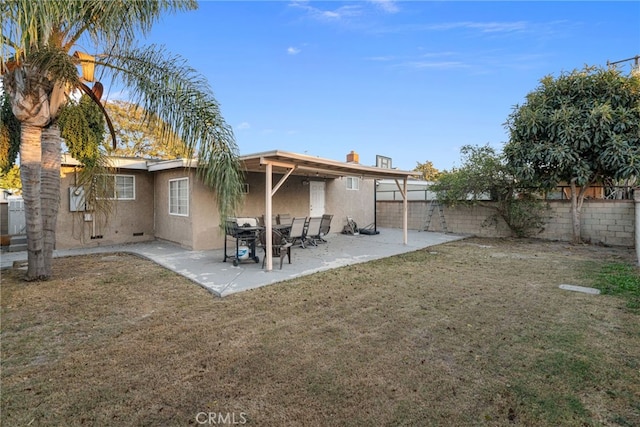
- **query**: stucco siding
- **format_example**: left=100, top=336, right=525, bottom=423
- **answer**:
left=191, top=175, right=222, bottom=250
left=153, top=169, right=195, bottom=249
left=56, top=167, right=154, bottom=249
left=238, top=172, right=312, bottom=220
left=53, top=164, right=385, bottom=251
left=326, top=177, right=375, bottom=232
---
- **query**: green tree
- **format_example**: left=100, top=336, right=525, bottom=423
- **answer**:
left=0, top=91, right=21, bottom=173
left=431, top=145, right=549, bottom=237
left=413, top=160, right=441, bottom=181
left=1, top=1, right=245, bottom=280
left=103, top=99, right=190, bottom=159
left=0, top=164, right=21, bottom=192
left=504, top=66, right=640, bottom=243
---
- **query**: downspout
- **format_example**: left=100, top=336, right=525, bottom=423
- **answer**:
left=374, top=179, right=377, bottom=233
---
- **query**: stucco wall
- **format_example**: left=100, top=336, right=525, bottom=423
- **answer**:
left=154, top=169, right=197, bottom=249
left=238, top=173, right=312, bottom=219
left=231, top=173, right=376, bottom=239
left=54, top=167, right=382, bottom=251
left=191, top=174, right=223, bottom=251
left=327, top=177, right=375, bottom=233
left=56, top=167, right=155, bottom=249
left=377, top=200, right=635, bottom=247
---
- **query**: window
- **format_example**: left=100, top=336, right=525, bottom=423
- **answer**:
left=169, top=178, right=189, bottom=216
left=114, top=175, right=135, bottom=200
left=346, top=176, right=360, bottom=191
left=97, top=174, right=135, bottom=200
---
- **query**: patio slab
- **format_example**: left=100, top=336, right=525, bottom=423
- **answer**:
left=1, top=228, right=466, bottom=297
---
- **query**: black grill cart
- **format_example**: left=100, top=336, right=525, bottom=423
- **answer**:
left=223, top=218, right=261, bottom=266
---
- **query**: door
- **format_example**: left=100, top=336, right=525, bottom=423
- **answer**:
left=309, top=181, right=325, bottom=217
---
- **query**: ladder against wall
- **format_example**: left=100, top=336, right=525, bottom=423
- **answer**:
left=422, top=200, right=448, bottom=232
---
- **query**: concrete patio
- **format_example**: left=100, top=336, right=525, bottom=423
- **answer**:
left=1, top=228, right=466, bottom=297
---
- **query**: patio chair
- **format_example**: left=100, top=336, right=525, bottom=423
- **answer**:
left=288, top=216, right=308, bottom=248
left=318, top=214, right=333, bottom=243
left=259, top=214, right=278, bottom=228
left=304, top=216, right=323, bottom=247
left=259, top=228, right=292, bottom=270
left=277, top=213, right=292, bottom=226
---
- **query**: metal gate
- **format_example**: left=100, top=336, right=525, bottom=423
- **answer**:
left=8, top=196, right=26, bottom=235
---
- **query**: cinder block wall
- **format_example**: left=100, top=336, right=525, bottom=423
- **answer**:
left=376, top=200, right=635, bottom=247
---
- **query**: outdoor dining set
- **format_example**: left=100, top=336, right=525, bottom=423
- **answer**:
left=223, top=213, right=333, bottom=269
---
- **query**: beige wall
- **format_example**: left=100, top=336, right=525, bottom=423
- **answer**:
left=55, top=166, right=381, bottom=251
left=56, top=166, right=155, bottom=249
left=191, top=174, right=223, bottom=250
left=236, top=173, right=376, bottom=237
left=327, top=177, right=375, bottom=232
left=238, top=172, right=311, bottom=219
left=154, top=169, right=205, bottom=250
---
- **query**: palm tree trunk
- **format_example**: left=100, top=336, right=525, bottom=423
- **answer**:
left=41, top=124, right=61, bottom=276
left=20, top=124, right=47, bottom=280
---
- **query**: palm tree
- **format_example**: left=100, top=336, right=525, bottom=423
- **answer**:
left=1, top=1, right=245, bottom=280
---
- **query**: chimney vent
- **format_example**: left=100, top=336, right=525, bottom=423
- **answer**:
left=346, top=150, right=359, bottom=164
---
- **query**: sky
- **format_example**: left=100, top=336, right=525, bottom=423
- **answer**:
left=109, top=1, right=639, bottom=172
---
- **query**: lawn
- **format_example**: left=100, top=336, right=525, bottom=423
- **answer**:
left=1, top=237, right=639, bottom=426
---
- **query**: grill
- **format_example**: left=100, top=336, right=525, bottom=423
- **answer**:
left=223, top=218, right=261, bottom=266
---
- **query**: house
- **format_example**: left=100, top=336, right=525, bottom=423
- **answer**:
left=56, top=150, right=417, bottom=256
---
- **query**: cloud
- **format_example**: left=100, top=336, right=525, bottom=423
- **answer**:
left=287, top=46, right=301, bottom=55
left=369, top=0, right=399, bottom=14
left=397, top=60, right=468, bottom=70
left=289, top=1, right=363, bottom=22
left=364, top=55, right=396, bottom=62
left=427, top=21, right=529, bottom=34
left=236, top=122, right=251, bottom=131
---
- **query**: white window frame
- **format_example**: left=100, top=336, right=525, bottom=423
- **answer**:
left=169, top=177, right=189, bottom=217
left=114, top=174, right=135, bottom=200
left=97, top=174, right=135, bottom=200
left=346, top=176, right=360, bottom=191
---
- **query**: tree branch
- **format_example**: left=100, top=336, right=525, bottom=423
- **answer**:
left=78, top=82, right=117, bottom=149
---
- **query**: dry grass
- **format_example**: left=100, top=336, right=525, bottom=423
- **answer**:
left=1, top=237, right=639, bottom=426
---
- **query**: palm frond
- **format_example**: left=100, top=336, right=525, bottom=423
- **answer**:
left=65, top=0, right=198, bottom=54
left=103, top=45, right=244, bottom=219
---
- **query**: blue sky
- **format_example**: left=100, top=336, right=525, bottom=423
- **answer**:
left=120, top=1, right=639, bottom=172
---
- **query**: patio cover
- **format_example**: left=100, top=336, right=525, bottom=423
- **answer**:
left=240, top=150, right=418, bottom=271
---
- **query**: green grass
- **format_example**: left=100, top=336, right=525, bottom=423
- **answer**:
left=589, top=262, right=640, bottom=312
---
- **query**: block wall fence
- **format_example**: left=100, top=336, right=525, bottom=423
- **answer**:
left=376, top=200, right=635, bottom=247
